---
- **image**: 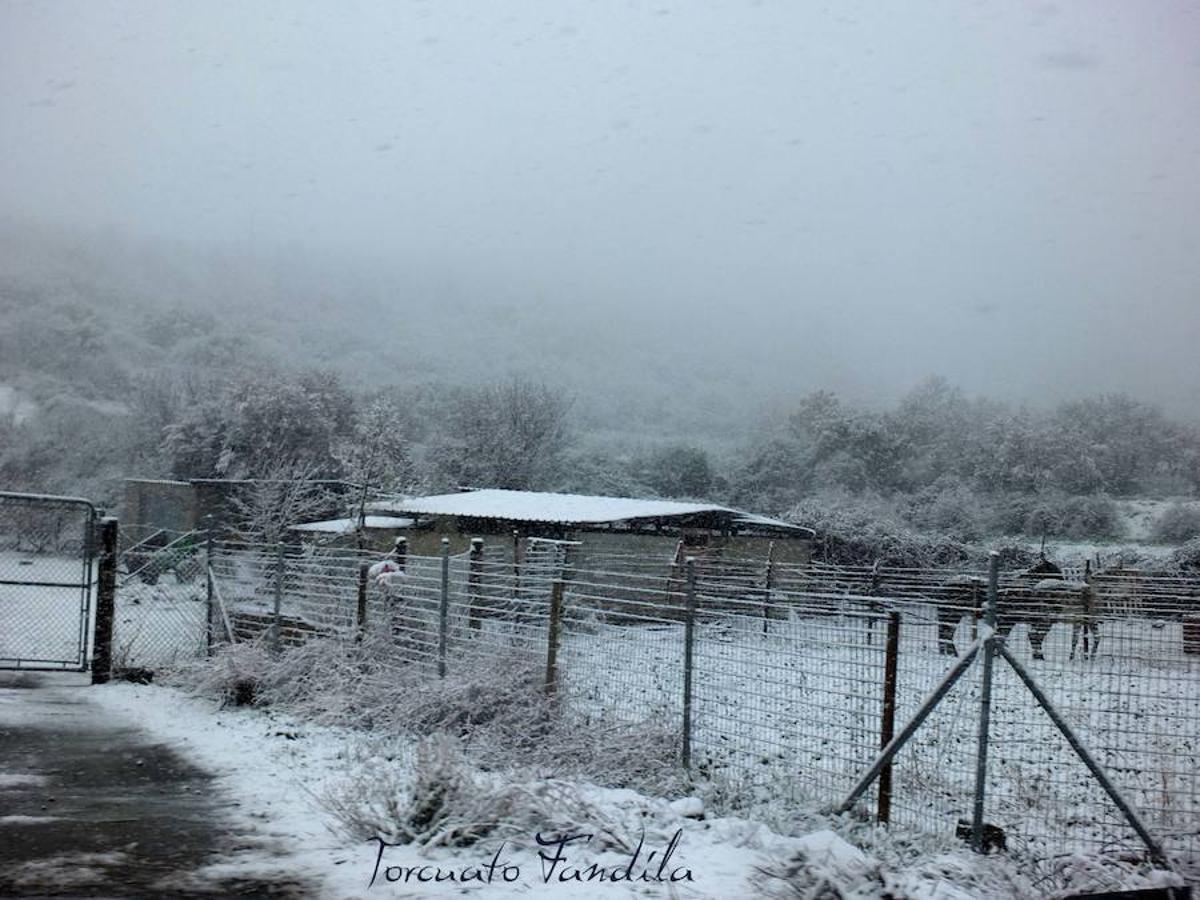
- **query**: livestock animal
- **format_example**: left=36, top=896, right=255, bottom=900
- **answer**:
left=937, top=559, right=1099, bottom=661
left=936, top=574, right=985, bottom=656
left=367, top=559, right=406, bottom=592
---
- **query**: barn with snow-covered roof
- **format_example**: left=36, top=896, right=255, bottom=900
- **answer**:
left=366, top=488, right=813, bottom=563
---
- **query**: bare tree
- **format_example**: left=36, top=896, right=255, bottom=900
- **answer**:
left=228, top=456, right=339, bottom=543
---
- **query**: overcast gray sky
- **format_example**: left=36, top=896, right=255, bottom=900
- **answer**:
left=2, top=1, right=1198, bottom=413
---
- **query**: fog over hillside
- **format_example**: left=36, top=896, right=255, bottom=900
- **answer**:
left=4, top=1, right=1200, bottom=418
left=0, top=220, right=778, bottom=441
left=2, top=2, right=1199, bottom=527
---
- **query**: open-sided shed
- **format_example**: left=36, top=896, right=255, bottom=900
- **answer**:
left=367, top=488, right=813, bottom=562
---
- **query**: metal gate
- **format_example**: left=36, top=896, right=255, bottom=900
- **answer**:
left=0, top=491, right=97, bottom=670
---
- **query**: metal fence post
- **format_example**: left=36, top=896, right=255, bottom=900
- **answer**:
left=997, top=642, right=1169, bottom=867
left=205, top=517, right=215, bottom=656
left=682, top=556, right=697, bottom=769
left=877, top=608, right=901, bottom=823
left=972, top=551, right=1001, bottom=853
left=272, top=541, right=284, bottom=652
left=545, top=577, right=565, bottom=694
left=439, top=536, right=450, bottom=678
left=356, top=560, right=369, bottom=639
left=512, top=529, right=522, bottom=603
left=91, top=517, right=118, bottom=685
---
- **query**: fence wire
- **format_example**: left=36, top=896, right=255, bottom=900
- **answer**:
left=113, top=528, right=207, bottom=670
left=0, top=492, right=96, bottom=670
left=192, top=539, right=1200, bottom=872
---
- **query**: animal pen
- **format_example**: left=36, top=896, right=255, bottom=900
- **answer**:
left=80, top=525, right=1200, bottom=879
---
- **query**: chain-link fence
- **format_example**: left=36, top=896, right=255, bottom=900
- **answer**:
left=112, top=528, right=207, bottom=671
left=0, top=492, right=96, bottom=670
left=196, top=537, right=1199, bottom=875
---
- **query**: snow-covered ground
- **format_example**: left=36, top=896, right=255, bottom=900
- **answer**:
left=112, top=574, right=208, bottom=668
left=560, top=610, right=1200, bottom=869
left=81, top=683, right=906, bottom=898
left=87, top=682, right=1185, bottom=898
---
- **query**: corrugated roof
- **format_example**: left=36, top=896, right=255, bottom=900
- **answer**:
left=369, top=489, right=811, bottom=534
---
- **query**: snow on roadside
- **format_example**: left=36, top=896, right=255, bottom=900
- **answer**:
left=87, top=683, right=1184, bottom=898
left=91, top=682, right=365, bottom=896
left=90, top=683, right=796, bottom=898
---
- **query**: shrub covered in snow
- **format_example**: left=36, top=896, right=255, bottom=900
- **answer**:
left=987, top=492, right=1124, bottom=541
left=903, top=478, right=988, bottom=543
left=171, top=639, right=274, bottom=707
left=1171, top=537, right=1200, bottom=572
left=790, top=494, right=971, bottom=567
left=320, top=734, right=620, bottom=849
left=1151, top=502, right=1200, bottom=543
left=1061, top=493, right=1124, bottom=540
left=173, top=628, right=684, bottom=799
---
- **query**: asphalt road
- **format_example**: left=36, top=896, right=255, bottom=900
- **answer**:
left=0, top=671, right=313, bottom=898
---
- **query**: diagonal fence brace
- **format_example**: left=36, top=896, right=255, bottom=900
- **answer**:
left=838, top=638, right=981, bottom=814
left=997, top=644, right=1169, bottom=868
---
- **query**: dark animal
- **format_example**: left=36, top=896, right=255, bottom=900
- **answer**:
left=938, top=558, right=1099, bottom=661
left=937, top=575, right=984, bottom=656
left=956, top=818, right=1007, bottom=853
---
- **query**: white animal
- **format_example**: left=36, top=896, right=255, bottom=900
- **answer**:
left=367, top=559, right=406, bottom=592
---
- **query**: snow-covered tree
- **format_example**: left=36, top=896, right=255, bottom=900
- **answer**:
left=429, top=379, right=572, bottom=491
left=638, top=444, right=714, bottom=499
left=336, top=394, right=418, bottom=538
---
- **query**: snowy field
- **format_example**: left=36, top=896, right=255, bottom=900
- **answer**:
left=0, top=551, right=91, bottom=667
left=558, top=607, right=1200, bottom=871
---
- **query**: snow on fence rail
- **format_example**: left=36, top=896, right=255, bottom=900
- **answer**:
left=135, top=539, right=1200, bottom=874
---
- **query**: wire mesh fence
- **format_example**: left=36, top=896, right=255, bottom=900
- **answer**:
left=0, top=491, right=96, bottom=670
left=188, top=536, right=1200, bottom=872
left=112, top=528, right=208, bottom=670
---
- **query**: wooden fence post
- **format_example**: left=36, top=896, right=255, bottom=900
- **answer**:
left=91, top=517, right=118, bottom=685
left=545, top=577, right=565, bottom=694
left=356, top=561, right=369, bottom=639
left=512, top=529, right=522, bottom=604
left=867, top=559, right=882, bottom=646
left=204, top=516, right=215, bottom=656
left=877, top=609, right=901, bottom=823
left=761, top=541, right=775, bottom=635
left=468, top=538, right=484, bottom=631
